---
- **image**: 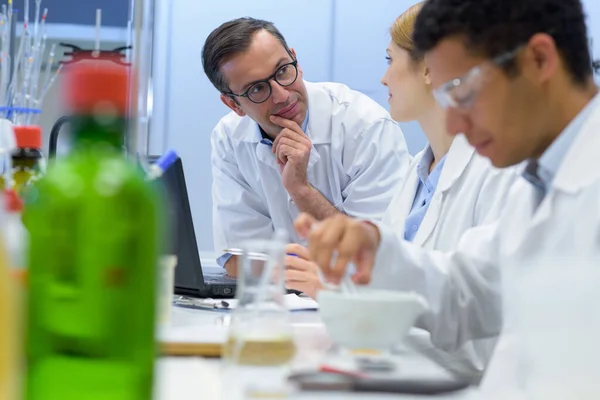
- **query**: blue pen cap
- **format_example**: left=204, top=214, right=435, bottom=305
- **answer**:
left=155, top=149, right=178, bottom=172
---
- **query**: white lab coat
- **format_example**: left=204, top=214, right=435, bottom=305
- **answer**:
left=211, top=81, right=411, bottom=252
left=383, top=134, right=517, bottom=251
left=371, top=95, right=600, bottom=397
left=381, top=134, right=518, bottom=379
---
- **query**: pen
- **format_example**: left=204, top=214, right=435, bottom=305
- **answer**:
left=319, top=365, right=368, bottom=379
left=222, top=249, right=300, bottom=258
left=146, top=149, right=178, bottom=180
left=172, top=296, right=231, bottom=311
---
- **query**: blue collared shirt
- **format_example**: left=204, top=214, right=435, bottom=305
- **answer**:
left=404, top=146, right=447, bottom=242
left=217, top=112, right=310, bottom=268
left=522, top=93, right=599, bottom=205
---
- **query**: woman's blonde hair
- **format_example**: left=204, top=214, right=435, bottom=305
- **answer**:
left=390, top=2, right=424, bottom=61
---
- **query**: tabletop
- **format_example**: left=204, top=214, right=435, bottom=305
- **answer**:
left=154, top=305, right=478, bottom=400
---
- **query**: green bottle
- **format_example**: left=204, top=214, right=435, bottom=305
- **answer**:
left=25, top=62, right=163, bottom=400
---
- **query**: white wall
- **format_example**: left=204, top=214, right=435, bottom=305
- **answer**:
left=152, top=0, right=600, bottom=253
left=332, top=0, right=429, bottom=154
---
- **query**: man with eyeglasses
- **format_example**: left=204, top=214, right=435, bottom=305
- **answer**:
left=202, top=18, right=411, bottom=277
left=295, top=0, right=600, bottom=394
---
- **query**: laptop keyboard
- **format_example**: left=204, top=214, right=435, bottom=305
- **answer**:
left=205, top=273, right=237, bottom=284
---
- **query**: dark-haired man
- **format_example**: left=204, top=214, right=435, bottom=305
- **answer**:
left=202, top=18, right=411, bottom=276
left=296, top=0, right=600, bottom=394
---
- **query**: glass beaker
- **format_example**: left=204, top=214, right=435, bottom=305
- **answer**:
left=221, top=238, right=296, bottom=399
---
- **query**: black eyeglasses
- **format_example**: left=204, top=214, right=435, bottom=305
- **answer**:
left=226, top=60, right=299, bottom=104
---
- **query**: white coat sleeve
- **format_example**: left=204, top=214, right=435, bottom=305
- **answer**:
left=341, top=119, right=411, bottom=222
left=370, top=217, right=503, bottom=353
left=211, top=129, right=274, bottom=252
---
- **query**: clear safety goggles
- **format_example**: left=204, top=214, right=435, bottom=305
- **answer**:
left=433, top=46, right=524, bottom=110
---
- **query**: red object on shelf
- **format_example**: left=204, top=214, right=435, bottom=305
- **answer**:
left=3, top=189, right=23, bottom=213
left=14, top=126, right=42, bottom=149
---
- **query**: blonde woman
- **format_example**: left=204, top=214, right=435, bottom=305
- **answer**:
left=380, top=2, right=516, bottom=253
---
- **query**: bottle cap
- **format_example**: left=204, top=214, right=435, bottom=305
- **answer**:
left=64, top=61, right=130, bottom=116
left=3, top=189, right=23, bottom=213
left=14, top=126, right=42, bottom=149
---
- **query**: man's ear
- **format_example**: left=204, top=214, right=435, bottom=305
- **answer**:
left=526, top=33, right=559, bottom=86
left=290, top=48, right=303, bottom=78
left=220, top=94, right=246, bottom=117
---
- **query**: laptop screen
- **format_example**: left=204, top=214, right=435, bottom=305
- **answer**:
left=149, top=156, right=205, bottom=293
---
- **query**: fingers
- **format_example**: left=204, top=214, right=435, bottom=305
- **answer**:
left=275, top=143, right=302, bottom=165
left=353, top=268, right=372, bottom=285
left=284, top=269, right=310, bottom=282
left=272, top=127, right=310, bottom=147
left=285, top=279, right=322, bottom=300
left=269, top=115, right=303, bottom=134
left=224, top=255, right=239, bottom=278
left=308, top=214, right=347, bottom=282
left=275, top=144, right=289, bottom=165
left=284, top=268, right=324, bottom=299
left=274, top=136, right=309, bottom=153
left=285, top=243, right=310, bottom=260
left=331, top=223, right=368, bottom=282
left=273, top=132, right=311, bottom=165
left=352, top=229, right=377, bottom=284
left=294, top=213, right=317, bottom=238
left=331, top=254, right=352, bottom=284
left=304, top=216, right=379, bottom=285
left=272, top=127, right=311, bottom=154
left=285, top=256, right=318, bottom=276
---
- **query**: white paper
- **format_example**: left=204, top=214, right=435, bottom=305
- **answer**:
left=200, top=294, right=319, bottom=311
left=160, top=295, right=319, bottom=345
left=284, top=294, right=319, bottom=310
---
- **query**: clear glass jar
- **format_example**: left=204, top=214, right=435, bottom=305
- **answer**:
left=221, top=237, right=296, bottom=399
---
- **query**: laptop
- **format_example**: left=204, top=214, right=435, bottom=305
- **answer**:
left=149, top=155, right=237, bottom=299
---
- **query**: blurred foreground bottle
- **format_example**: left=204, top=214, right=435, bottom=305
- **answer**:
left=24, top=62, right=163, bottom=400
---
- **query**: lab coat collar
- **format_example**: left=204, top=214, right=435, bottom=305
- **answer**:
left=552, top=92, right=600, bottom=194
left=393, top=158, right=422, bottom=229
left=412, top=135, right=475, bottom=246
left=304, top=81, right=334, bottom=145
left=437, top=135, right=476, bottom=193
